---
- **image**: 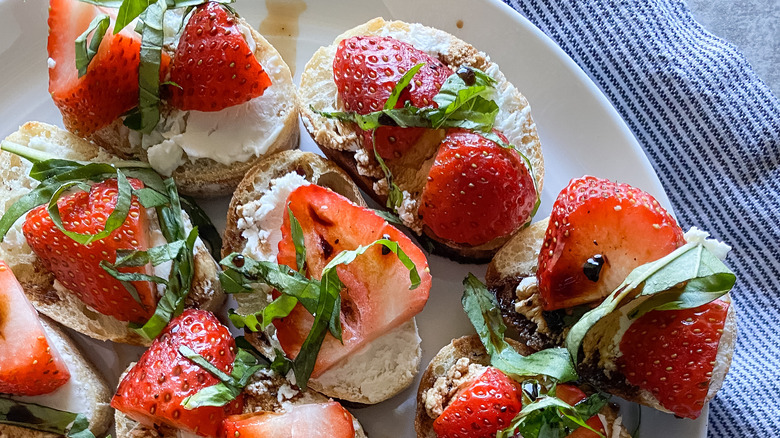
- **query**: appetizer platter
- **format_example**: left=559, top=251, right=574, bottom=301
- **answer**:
left=0, top=0, right=737, bottom=437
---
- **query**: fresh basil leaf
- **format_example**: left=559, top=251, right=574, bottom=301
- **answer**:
left=288, top=206, right=307, bottom=274
left=228, top=293, right=298, bottom=332
left=75, top=14, right=110, bottom=77
left=219, top=268, right=253, bottom=293
left=270, top=348, right=292, bottom=375
left=498, top=391, right=609, bottom=438
left=385, top=63, right=424, bottom=110
left=371, top=208, right=403, bottom=226
left=180, top=346, right=263, bottom=409
left=131, top=227, right=198, bottom=340
left=76, top=0, right=124, bottom=7
left=129, top=0, right=166, bottom=134
left=180, top=195, right=222, bottom=260
left=462, top=273, right=577, bottom=382
left=115, top=0, right=154, bottom=33
left=29, top=159, right=87, bottom=181
left=133, top=187, right=169, bottom=208
left=566, top=242, right=736, bottom=362
left=46, top=170, right=132, bottom=245
left=99, top=260, right=168, bottom=284
left=0, top=398, right=96, bottom=438
left=111, top=239, right=187, bottom=267
left=0, top=180, right=62, bottom=242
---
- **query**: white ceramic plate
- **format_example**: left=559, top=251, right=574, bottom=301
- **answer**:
left=0, top=0, right=708, bottom=437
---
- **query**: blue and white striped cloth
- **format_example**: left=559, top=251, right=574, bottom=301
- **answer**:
left=502, top=0, right=780, bottom=436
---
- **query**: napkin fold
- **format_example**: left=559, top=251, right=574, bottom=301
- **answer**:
left=503, top=0, right=780, bottom=436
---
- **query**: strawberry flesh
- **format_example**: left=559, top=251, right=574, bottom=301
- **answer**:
left=537, top=176, right=685, bottom=311
left=433, top=367, right=522, bottom=438
left=419, top=128, right=537, bottom=246
left=220, top=402, right=355, bottom=438
left=333, top=35, right=453, bottom=160
left=112, top=309, right=243, bottom=436
left=47, top=0, right=170, bottom=136
left=167, top=2, right=272, bottom=112
left=618, top=300, right=729, bottom=419
left=274, top=184, right=431, bottom=377
left=0, top=261, right=71, bottom=396
left=23, top=178, right=157, bottom=323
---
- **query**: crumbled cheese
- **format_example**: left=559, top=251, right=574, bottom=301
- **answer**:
left=684, top=226, right=731, bottom=261
left=423, top=357, right=487, bottom=419
left=277, top=383, right=299, bottom=405
left=397, top=191, right=423, bottom=233
left=47, top=57, right=56, bottom=69
left=237, top=172, right=310, bottom=261
left=513, top=276, right=549, bottom=333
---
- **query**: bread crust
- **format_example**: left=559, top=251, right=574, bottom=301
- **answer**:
left=415, top=335, right=629, bottom=438
left=89, top=18, right=300, bottom=198
left=299, top=17, right=545, bottom=263
left=0, top=317, right=112, bottom=438
left=0, top=122, right=225, bottom=346
left=223, top=150, right=423, bottom=404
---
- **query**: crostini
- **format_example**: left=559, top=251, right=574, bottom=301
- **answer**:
left=0, top=122, right=225, bottom=345
left=47, top=0, right=299, bottom=197
left=0, top=261, right=112, bottom=438
left=299, top=17, right=544, bottom=262
left=485, top=176, right=737, bottom=419
left=220, top=150, right=433, bottom=404
left=111, top=309, right=367, bottom=438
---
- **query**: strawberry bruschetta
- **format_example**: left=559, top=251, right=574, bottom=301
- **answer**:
left=0, top=261, right=112, bottom=438
left=299, top=18, right=544, bottom=262
left=0, top=122, right=224, bottom=345
left=485, top=176, right=737, bottom=419
left=47, top=0, right=298, bottom=197
left=220, top=150, right=433, bottom=404
left=112, top=308, right=366, bottom=438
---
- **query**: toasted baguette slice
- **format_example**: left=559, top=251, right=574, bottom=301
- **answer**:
left=223, top=149, right=423, bottom=404
left=89, top=16, right=299, bottom=198
left=484, top=218, right=737, bottom=414
left=114, top=365, right=368, bottom=438
left=299, top=17, right=545, bottom=263
left=0, top=317, right=112, bottom=438
left=415, top=335, right=629, bottom=438
left=0, top=122, right=225, bottom=346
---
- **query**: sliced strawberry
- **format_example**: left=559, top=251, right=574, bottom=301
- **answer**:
left=333, top=35, right=453, bottom=160
left=47, top=0, right=170, bottom=136
left=537, top=176, right=685, bottom=311
left=112, top=309, right=243, bottom=436
left=0, top=262, right=71, bottom=396
left=555, top=384, right=606, bottom=438
left=220, top=402, right=355, bottom=438
left=167, top=2, right=272, bottom=112
left=22, top=178, right=157, bottom=323
left=433, top=367, right=522, bottom=438
left=419, top=128, right=537, bottom=246
left=618, top=300, right=729, bottom=419
left=274, top=184, right=431, bottom=377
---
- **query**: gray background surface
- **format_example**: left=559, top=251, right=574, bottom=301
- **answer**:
left=688, top=0, right=779, bottom=94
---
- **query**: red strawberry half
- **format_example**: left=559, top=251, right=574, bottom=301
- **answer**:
left=537, top=176, right=685, bottom=311
left=333, top=35, right=453, bottom=160
left=0, top=261, right=71, bottom=396
left=48, top=0, right=170, bottom=136
left=112, top=309, right=243, bottom=436
left=274, top=184, right=432, bottom=377
left=23, top=178, right=157, bottom=323
left=220, top=402, right=355, bottom=438
left=618, top=300, right=729, bottom=419
left=433, top=367, right=522, bottom=438
left=419, top=128, right=537, bottom=246
left=167, top=2, right=272, bottom=112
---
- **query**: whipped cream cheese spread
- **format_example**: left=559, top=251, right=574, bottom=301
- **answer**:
left=236, top=172, right=311, bottom=262
left=423, top=357, right=487, bottom=419
left=132, top=18, right=292, bottom=175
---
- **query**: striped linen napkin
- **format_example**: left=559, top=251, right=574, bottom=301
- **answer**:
left=501, top=0, right=780, bottom=436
